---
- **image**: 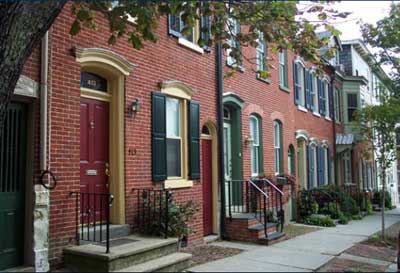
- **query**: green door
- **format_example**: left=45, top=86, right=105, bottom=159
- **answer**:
left=0, top=102, right=27, bottom=270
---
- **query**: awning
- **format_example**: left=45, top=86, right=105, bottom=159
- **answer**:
left=336, top=134, right=354, bottom=153
left=336, top=134, right=354, bottom=145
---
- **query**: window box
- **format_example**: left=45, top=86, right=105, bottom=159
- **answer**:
left=257, top=74, right=272, bottom=84
left=275, top=175, right=288, bottom=185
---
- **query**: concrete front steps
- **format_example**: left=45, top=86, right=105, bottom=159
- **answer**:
left=225, top=213, right=286, bottom=245
left=63, top=234, right=192, bottom=272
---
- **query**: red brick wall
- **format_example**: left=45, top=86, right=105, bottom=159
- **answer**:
left=18, top=4, right=347, bottom=267
left=42, top=3, right=218, bottom=266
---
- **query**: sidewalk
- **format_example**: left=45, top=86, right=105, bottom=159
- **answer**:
left=189, top=209, right=400, bottom=272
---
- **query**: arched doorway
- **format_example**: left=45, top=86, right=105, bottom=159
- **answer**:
left=223, top=93, right=243, bottom=208
left=201, top=123, right=218, bottom=236
left=75, top=47, right=135, bottom=224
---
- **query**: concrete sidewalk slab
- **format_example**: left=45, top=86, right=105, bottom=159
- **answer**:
left=188, top=254, right=311, bottom=272
left=238, top=246, right=334, bottom=271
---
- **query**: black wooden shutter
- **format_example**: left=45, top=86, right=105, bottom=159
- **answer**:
left=318, top=78, right=323, bottom=115
left=152, top=92, right=167, bottom=181
left=188, top=101, right=200, bottom=180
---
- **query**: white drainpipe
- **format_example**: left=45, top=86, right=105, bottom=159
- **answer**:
left=40, top=32, right=48, bottom=171
left=34, top=31, right=50, bottom=272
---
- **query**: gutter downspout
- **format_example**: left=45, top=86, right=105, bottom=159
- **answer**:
left=216, top=41, right=226, bottom=239
left=331, top=70, right=338, bottom=185
left=40, top=32, right=49, bottom=171
left=34, top=31, right=50, bottom=272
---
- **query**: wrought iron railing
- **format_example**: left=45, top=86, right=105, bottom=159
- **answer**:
left=340, top=184, right=368, bottom=211
left=132, top=188, right=171, bottom=238
left=70, top=192, right=114, bottom=253
left=226, top=178, right=284, bottom=239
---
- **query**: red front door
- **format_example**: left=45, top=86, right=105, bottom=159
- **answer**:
left=80, top=98, right=109, bottom=221
left=202, top=139, right=213, bottom=236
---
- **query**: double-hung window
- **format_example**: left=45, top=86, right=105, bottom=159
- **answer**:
left=312, top=72, right=319, bottom=113
left=250, top=115, right=262, bottom=176
left=324, top=80, right=330, bottom=118
left=166, top=97, right=182, bottom=178
left=294, top=60, right=305, bottom=106
left=227, top=18, right=241, bottom=66
left=318, top=78, right=326, bottom=116
left=256, top=32, right=267, bottom=78
left=334, top=87, right=341, bottom=122
left=274, top=120, right=283, bottom=175
left=279, top=50, right=288, bottom=89
left=347, top=93, right=358, bottom=122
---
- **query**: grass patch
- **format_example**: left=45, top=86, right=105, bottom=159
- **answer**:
left=284, top=224, right=321, bottom=239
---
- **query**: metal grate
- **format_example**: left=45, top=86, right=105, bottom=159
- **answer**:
left=0, top=104, right=25, bottom=193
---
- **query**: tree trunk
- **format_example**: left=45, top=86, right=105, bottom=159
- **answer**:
left=381, top=169, right=386, bottom=241
left=0, top=2, right=66, bottom=130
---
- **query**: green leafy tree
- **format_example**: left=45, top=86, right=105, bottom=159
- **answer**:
left=354, top=95, right=400, bottom=240
left=0, top=1, right=348, bottom=129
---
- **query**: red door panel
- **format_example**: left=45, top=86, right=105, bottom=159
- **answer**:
left=80, top=98, right=109, bottom=222
left=202, top=139, right=213, bottom=236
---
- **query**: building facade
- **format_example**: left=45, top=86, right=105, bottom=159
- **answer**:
left=0, top=5, right=393, bottom=272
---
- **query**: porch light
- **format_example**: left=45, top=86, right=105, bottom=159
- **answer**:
left=245, top=136, right=254, bottom=145
left=129, top=98, right=141, bottom=117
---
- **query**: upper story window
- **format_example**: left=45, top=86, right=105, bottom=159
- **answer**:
left=250, top=115, right=262, bottom=177
left=334, top=87, right=341, bottom=123
left=256, top=32, right=267, bottom=78
left=227, top=18, right=241, bottom=66
left=279, top=50, right=288, bottom=89
left=168, top=13, right=211, bottom=50
left=294, top=60, right=305, bottom=106
left=274, top=120, right=283, bottom=175
left=305, top=69, right=315, bottom=111
left=347, top=93, right=358, bottom=122
left=324, top=80, right=330, bottom=118
left=318, top=78, right=327, bottom=116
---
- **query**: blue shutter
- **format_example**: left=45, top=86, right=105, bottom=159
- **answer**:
left=318, top=79, right=326, bottom=115
left=308, top=146, right=314, bottom=189
left=327, top=148, right=331, bottom=184
left=305, top=69, right=310, bottom=109
left=293, top=61, right=300, bottom=105
left=310, top=73, right=314, bottom=111
left=328, top=84, right=334, bottom=119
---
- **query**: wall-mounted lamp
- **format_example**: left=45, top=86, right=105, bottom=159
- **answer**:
left=129, top=98, right=141, bottom=117
left=245, top=136, right=254, bottom=145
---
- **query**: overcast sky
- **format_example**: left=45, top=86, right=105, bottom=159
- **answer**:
left=299, top=1, right=393, bottom=40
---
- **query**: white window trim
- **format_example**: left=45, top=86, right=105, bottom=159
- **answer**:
left=274, top=121, right=282, bottom=175
left=294, top=60, right=306, bottom=107
left=250, top=116, right=261, bottom=177
left=298, top=105, right=308, bottom=113
left=312, top=72, right=319, bottom=113
left=178, top=37, right=204, bottom=54
left=313, top=112, right=321, bottom=117
left=279, top=50, right=288, bottom=88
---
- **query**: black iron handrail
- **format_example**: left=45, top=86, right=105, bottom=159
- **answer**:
left=132, top=188, right=171, bottom=239
left=226, top=178, right=285, bottom=239
left=70, top=191, right=114, bottom=253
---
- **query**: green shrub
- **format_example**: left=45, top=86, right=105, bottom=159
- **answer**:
left=372, top=190, right=392, bottom=208
left=366, top=199, right=373, bottom=215
left=304, top=215, right=336, bottom=227
left=338, top=213, right=349, bottom=224
left=352, top=214, right=363, bottom=220
left=297, top=190, right=316, bottom=220
left=311, top=202, right=319, bottom=214
left=340, top=194, right=359, bottom=217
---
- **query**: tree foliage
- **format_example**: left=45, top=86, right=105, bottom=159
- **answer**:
left=0, top=1, right=346, bottom=129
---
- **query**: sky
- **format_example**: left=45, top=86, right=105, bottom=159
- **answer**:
left=323, top=1, right=393, bottom=40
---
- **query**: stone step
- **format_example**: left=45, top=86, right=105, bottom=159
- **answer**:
left=247, top=222, right=279, bottom=238
left=257, top=232, right=286, bottom=245
left=64, top=235, right=179, bottom=272
left=114, top=252, right=192, bottom=272
left=79, top=224, right=130, bottom=243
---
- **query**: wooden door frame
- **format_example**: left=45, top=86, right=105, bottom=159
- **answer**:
left=76, top=48, right=135, bottom=224
left=201, top=122, right=219, bottom=235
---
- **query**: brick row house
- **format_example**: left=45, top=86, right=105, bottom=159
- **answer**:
left=0, top=3, right=394, bottom=271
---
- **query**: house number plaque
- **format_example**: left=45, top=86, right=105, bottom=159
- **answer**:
left=86, top=170, right=98, bottom=176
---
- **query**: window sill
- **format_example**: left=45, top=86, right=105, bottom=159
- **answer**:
left=226, top=62, right=245, bottom=72
left=325, top=116, right=332, bottom=121
left=256, top=75, right=272, bottom=84
left=178, top=38, right=204, bottom=54
left=297, top=105, right=308, bottom=113
left=279, top=85, right=290, bottom=93
left=313, top=112, right=321, bottom=118
left=164, top=179, right=193, bottom=189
